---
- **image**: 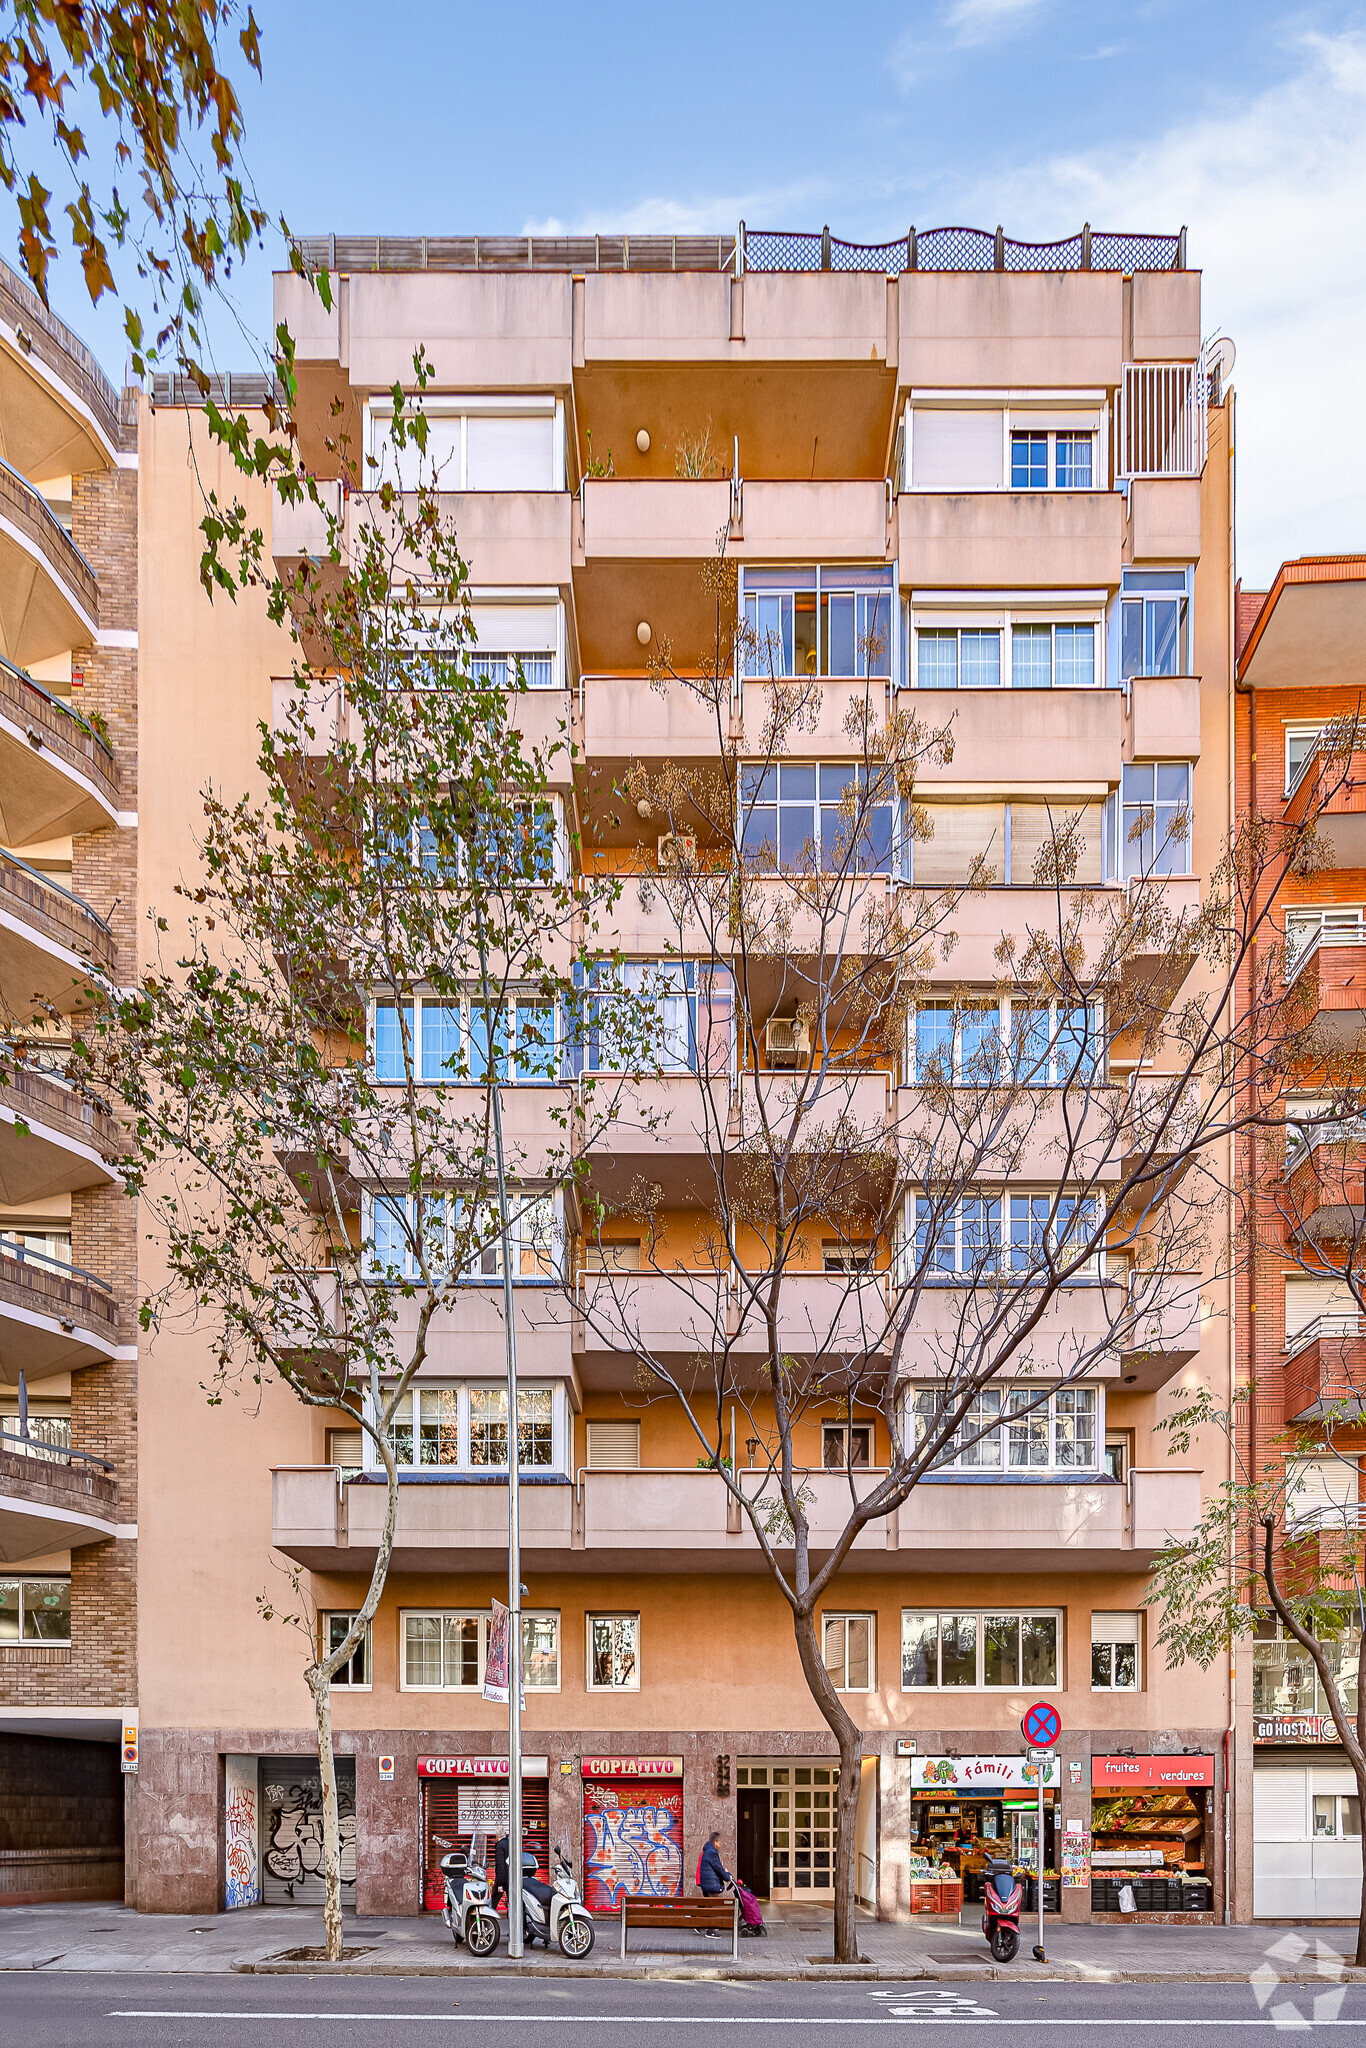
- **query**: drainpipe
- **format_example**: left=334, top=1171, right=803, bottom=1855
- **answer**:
left=1229, top=390, right=1249, bottom=1926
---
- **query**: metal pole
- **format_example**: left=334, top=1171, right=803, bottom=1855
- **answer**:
left=477, top=912, right=523, bottom=1958
left=1035, top=1769, right=1046, bottom=1961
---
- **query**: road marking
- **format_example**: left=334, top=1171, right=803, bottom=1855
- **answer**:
left=107, top=2016, right=1366, bottom=2029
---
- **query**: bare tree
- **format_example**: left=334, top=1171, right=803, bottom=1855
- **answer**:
left=564, top=548, right=1342, bottom=1961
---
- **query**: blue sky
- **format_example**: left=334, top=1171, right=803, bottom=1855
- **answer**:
left=10, top=0, right=1366, bottom=581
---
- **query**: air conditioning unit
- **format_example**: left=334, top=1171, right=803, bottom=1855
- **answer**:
left=657, top=832, right=696, bottom=869
left=764, top=1015, right=811, bottom=1066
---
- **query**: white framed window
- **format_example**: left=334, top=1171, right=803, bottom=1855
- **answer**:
left=738, top=763, right=895, bottom=874
left=1284, top=907, right=1366, bottom=978
left=1010, top=429, right=1096, bottom=491
left=362, top=1189, right=564, bottom=1285
left=325, top=1612, right=372, bottom=1689
left=910, top=1383, right=1100, bottom=1471
left=741, top=567, right=895, bottom=680
left=366, top=394, right=563, bottom=494
left=401, top=1607, right=561, bottom=1691
left=373, top=797, right=564, bottom=887
left=1286, top=726, right=1325, bottom=797
left=567, top=960, right=735, bottom=1078
left=0, top=1574, right=71, bottom=1643
left=1091, top=1610, right=1140, bottom=1691
left=911, top=997, right=1103, bottom=1087
left=1121, top=762, right=1193, bottom=878
left=910, top=1193, right=1103, bottom=1285
left=900, top=1608, right=1061, bottom=1689
left=587, top=1612, right=640, bottom=1691
left=910, top=609, right=1105, bottom=692
left=822, top=1612, right=875, bottom=1692
left=904, top=404, right=1101, bottom=495
left=822, top=1421, right=873, bottom=1469
left=1285, top=1455, right=1361, bottom=1533
left=376, top=1381, right=565, bottom=1476
left=371, top=992, right=561, bottom=1085
left=1119, top=568, right=1192, bottom=680
left=1314, top=1793, right=1363, bottom=1839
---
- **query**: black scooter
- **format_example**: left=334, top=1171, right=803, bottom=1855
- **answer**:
left=981, top=1856, right=1022, bottom=1962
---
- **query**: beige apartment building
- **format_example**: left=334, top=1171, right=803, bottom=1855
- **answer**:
left=0, top=223, right=1246, bottom=1924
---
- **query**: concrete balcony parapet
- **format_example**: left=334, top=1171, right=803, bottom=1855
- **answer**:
left=0, top=255, right=126, bottom=476
left=0, top=656, right=120, bottom=842
left=0, top=1241, right=118, bottom=1382
left=0, top=1435, right=120, bottom=1564
left=0, top=1065, right=122, bottom=1204
left=898, top=488, right=1123, bottom=592
left=0, top=851, right=117, bottom=1011
left=0, top=460, right=100, bottom=668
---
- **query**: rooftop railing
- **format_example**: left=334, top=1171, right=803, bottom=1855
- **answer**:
left=285, top=222, right=1187, bottom=280
left=0, top=256, right=127, bottom=454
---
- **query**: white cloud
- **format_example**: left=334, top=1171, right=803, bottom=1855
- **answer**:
left=946, top=0, right=1050, bottom=45
left=956, top=27, right=1366, bottom=583
left=523, top=176, right=830, bottom=242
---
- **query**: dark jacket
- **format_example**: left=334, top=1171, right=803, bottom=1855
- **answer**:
left=699, top=1839, right=727, bottom=1894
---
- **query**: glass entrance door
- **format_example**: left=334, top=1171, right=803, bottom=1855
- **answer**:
left=737, top=1758, right=841, bottom=1900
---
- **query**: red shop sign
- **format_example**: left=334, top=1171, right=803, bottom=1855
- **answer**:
left=417, top=1755, right=550, bottom=1778
left=1092, top=1754, right=1214, bottom=1789
left=582, top=1755, right=683, bottom=1780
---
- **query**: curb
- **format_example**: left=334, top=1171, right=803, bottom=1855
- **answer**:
left=231, top=1953, right=1366, bottom=1986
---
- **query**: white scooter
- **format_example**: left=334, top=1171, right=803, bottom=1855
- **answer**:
left=515, top=1843, right=595, bottom=1957
left=434, top=1832, right=501, bottom=1956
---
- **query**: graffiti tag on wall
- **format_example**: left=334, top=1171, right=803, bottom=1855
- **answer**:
left=262, top=1771, right=356, bottom=1905
left=583, top=1783, right=683, bottom=1910
left=224, top=1756, right=260, bottom=1910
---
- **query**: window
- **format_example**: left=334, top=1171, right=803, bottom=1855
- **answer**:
left=910, top=410, right=1004, bottom=490
left=822, top=1423, right=872, bottom=1469
left=1055, top=435, right=1094, bottom=489
left=588, top=1613, right=640, bottom=1691
left=911, top=1383, right=1099, bottom=1471
left=470, top=651, right=557, bottom=692
left=1104, top=1433, right=1130, bottom=1485
left=370, top=801, right=563, bottom=888
left=1011, top=432, right=1048, bottom=489
left=0, top=1575, right=70, bottom=1643
left=1009, top=622, right=1097, bottom=690
left=0, top=1394, right=69, bottom=1461
left=739, top=763, right=894, bottom=874
left=1122, top=763, right=1193, bottom=878
left=583, top=1240, right=642, bottom=1273
left=1120, top=570, right=1191, bottom=680
left=326, top=1613, right=371, bottom=1688
left=586, top=1419, right=641, bottom=1469
left=1286, top=727, right=1324, bottom=795
left=1284, top=907, right=1366, bottom=978
left=327, top=1427, right=364, bottom=1479
left=914, top=626, right=1001, bottom=690
left=822, top=1612, right=875, bottom=1692
left=379, top=1382, right=563, bottom=1475
left=1285, top=1455, right=1361, bottom=1533
left=900, top=1608, right=1060, bottom=1689
left=742, top=568, right=895, bottom=679
left=0, top=1229, right=71, bottom=1269
left=1007, top=1000, right=1103, bottom=1086
left=363, top=1191, right=563, bottom=1284
left=368, top=399, right=559, bottom=493
left=1314, top=1794, right=1362, bottom=1839
left=822, top=1242, right=874, bottom=1273
left=1091, top=1610, right=1140, bottom=1691
left=566, top=961, right=734, bottom=1078
left=402, top=1608, right=560, bottom=1690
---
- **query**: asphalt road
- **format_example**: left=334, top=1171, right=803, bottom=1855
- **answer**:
left=4, top=1977, right=1366, bottom=2047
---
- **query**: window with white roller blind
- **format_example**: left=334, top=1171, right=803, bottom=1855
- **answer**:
left=1284, top=1276, right=1360, bottom=1342
left=1009, top=803, right=1104, bottom=887
left=367, top=397, right=561, bottom=492
left=912, top=803, right=1005, bottom=885
left=910, top=410, right=1004, bottom=490
left=1285, top=1455, right=1361, bottom=1531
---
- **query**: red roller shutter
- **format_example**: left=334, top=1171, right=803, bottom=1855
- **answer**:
left=421, top=1777, right=549, bottom=1912
left=583, top=1778, right=684, bottom=1910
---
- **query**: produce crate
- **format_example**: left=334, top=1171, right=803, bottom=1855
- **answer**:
left=1181, top=1881, right=1212, bottom=1912
left=1090, top=1877, right=1118, bottom=1911
left=964, top=1870, right=984, bottom=1903
left=938, top=1879, right=963, bottom=1913
left=910, top=1882, right=940, bottom=1914
left=1025, top=1877, right=1061, bottom=1913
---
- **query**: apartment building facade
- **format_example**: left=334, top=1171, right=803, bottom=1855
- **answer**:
left=1234, top=558, right=1366, bottom=1920
left=5, top=223, right=1246, bottom=1922
left=0, top=258, right=141, bottom=1903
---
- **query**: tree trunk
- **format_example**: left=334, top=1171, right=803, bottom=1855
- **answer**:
left=791, top=1605, right=863, bottom=1963
left=309, top=1665, right=344, bottom=1962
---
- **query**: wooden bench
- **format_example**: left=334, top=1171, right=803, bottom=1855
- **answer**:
left=618, top=1894, right=740, bottom=1960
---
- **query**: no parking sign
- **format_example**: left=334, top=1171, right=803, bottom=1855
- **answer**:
left=1021, top=1701, right=1061, bottom=1749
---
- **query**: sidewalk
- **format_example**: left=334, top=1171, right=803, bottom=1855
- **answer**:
left=0, top=1901, right=1359, bottom=1982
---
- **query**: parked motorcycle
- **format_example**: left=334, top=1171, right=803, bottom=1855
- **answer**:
left=434, top=1832, right=501, bottom=1956
left=981, top=1856, right=1022, bottom=1963
left=515, top=1843, right=596, bottom=1957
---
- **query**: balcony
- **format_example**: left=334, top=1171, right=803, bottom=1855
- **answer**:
left=911, top=686, right=1121, bottom=795
left=582, top=1074, right=733, bottom=1200
left=272, top=675, right=574, bottom=793
left=1128, top=1466, right=1203, bottom=1554
left=0, top=255, right=125, bottom=477
left=896, top=1083, right=1121, bottom=1187
left=1123, top=673, right=1201, bottom=764
left=348, top=489, right=571, bottom=590
left=1281, top=1130, right=1366, bottom=1245
left=1128, top=478, right=1202, bottom=564
left=271, top=478, right=343, bottom=574
left=734, top=1067, right=893, bottom=1151
left=894, top=1282, right=1123, bottom=1383
left=275, top=1269, right=571, bottom=1379
left=0, top=853, right=117, bottom=1012
left=1123, top=874, right=1202, bottom=984
left=734, top=480, right=889, bottom=562
left=1116, top=1270, right=1202, bottom=1391
left=1114, top=1074, right=1201, bottom=1225
left=0, top=658, right=120, bottom=842
left=930, top=884, right=1123, bottom=984
left=0, top=1433, right=119, bottom=1563
left=578, top=476, right=733, bottom=561
left=1286, top=932, right=1366, bottom=1048
left=580, top=672, right=735, bottom=769
left=0, top=1242, right=118, bottom=1381
left=575, top=1269, right=746, bottom=1387
left=897, top=489, right=1123, bottom=591
left=738, top=677, right=893, bottom=757
left=271, top=1462, right=573, bottom=1573
left=1283, top=744, right=1366, bottom=871
left=1284, top=1318, right=1366, bottom=1422
left=0, top=1067, right=122, bottom=1204
left=0, top=461, right=99, bottom=668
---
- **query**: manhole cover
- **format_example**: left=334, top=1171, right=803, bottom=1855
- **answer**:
left=929, top=1952, right=995, bottom=1966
